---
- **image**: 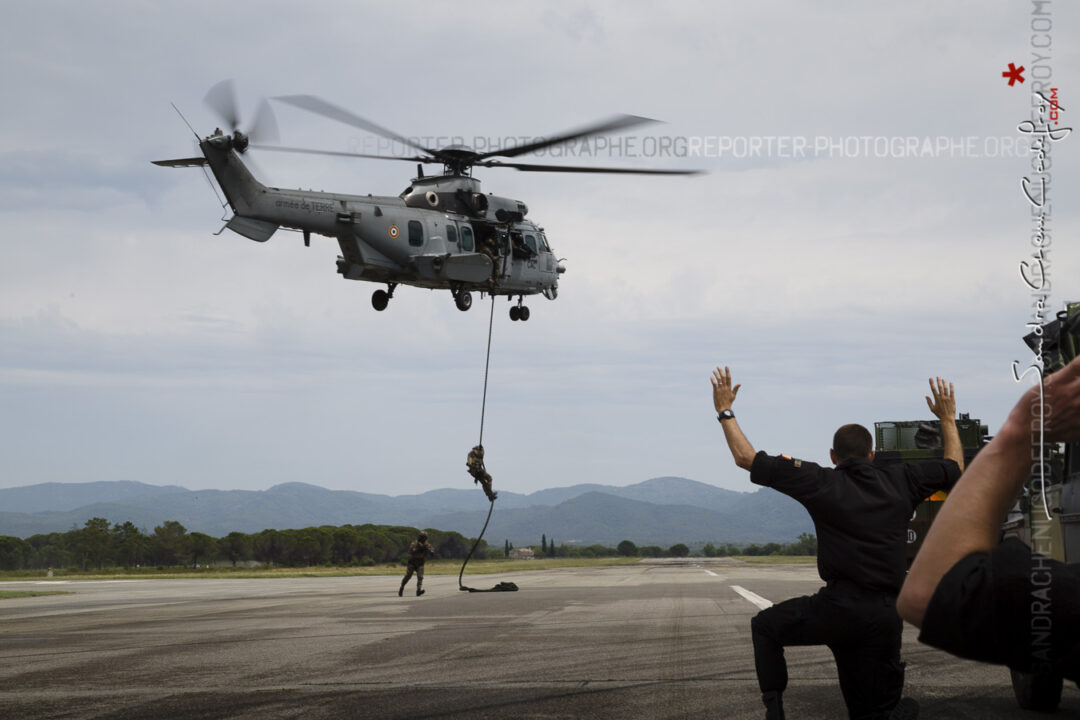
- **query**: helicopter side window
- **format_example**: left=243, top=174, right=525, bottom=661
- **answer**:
left=447, top=225, right=458, bottom=245
left=511, top=231, right=535, bottom=259
left=408, top=220, right=423, bottom=247
left=524, top=234, right=538, bottom=255
left=460, top=225, right=475, bottom=252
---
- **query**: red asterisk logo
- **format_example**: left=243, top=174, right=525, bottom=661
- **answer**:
left=1003, top=62, right=1025, bottom=86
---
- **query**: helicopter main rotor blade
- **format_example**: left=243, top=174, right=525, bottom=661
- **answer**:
left=473, top=114, right=660, bottom=161
left=248, top=98, right=280, bottom=145
left=249, top=144, right=430, bottom=163
left=274, top=95, right=442, bottom=160
left=204, top=79, right=241, bottom=131
left=481, top=159, right=702, bottom=175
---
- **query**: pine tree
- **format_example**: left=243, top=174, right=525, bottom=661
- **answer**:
left=542, top=534, right=547, bottom=553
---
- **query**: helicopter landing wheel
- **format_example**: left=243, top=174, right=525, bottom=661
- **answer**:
left=510, top=297, right=529, bottom=321
left=371, top=289, right=390, bottom=311
left=455, top=290, right=473, bottom=312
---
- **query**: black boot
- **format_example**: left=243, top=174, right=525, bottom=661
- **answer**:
left=762, top=691, right=785, bottom=720
left=888, top=698, right=919, bottom=720
left=398, top=584, right=404, bottom=597
left=417, top=588, right=425, bottom=597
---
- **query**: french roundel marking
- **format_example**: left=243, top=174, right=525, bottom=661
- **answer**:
left=388, top=225, right=399, bottom=239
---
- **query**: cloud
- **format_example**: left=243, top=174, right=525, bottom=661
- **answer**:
left=0, top=1, right=1076, bottom=497
left=0, top=149, right=175, bottom=209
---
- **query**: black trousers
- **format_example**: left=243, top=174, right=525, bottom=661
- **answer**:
left=750, top=583, right=905, bottom=720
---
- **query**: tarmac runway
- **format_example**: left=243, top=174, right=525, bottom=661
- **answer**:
left=0, top=559, right=1076, bottom=719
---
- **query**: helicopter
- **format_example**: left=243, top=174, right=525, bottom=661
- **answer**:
left=154, top=81, right=698, bottom=320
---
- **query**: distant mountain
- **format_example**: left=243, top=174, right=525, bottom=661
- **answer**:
left=424, top=490, right=811, bottom=546
left=0, top=478, right=813, bottom=545
left=0, top=481, right=186, bottom=513
left=525, top=476, right=744, bottom=512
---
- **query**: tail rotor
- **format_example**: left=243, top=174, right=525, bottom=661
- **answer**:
left=203, top=79, right=279, bottom=153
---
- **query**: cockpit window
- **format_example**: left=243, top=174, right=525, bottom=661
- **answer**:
left=408, top=220, right=423, bottom=247
left=524, top=234, right=538, bottom=254
left=461, top=225, right=475, bottom=251
left=447, top=225, right=458, bottom=244
left=539, top=233, right=551, bottom=252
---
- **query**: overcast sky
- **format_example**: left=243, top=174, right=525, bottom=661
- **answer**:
left=1, top=1, right=1077, bottom=503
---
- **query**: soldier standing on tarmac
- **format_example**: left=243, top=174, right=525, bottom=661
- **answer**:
left=711, top=366, right=964, bottom=720
left=399, top=531, right=436, bottom=597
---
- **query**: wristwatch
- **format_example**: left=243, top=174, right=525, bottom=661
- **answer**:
left=717, top=409, right=735, bottom=422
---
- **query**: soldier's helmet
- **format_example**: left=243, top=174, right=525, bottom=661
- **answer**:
left=418, top=531, right=428, bottom=541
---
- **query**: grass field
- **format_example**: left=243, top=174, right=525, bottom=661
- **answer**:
left=0, top=556, right=815, bottom=582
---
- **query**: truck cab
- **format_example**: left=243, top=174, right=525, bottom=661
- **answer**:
left=872, top=415, right=988, bottom=565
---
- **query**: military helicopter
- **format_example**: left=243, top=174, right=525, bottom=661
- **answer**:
left=154, top=81, right=698, bottom=320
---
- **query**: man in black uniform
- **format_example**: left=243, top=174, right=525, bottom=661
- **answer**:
left=711, top=366, right=964, bottom=720
left=898, top=354, right=1080, bottom=695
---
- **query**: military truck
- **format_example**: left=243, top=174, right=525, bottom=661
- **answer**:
left=1002, top=301, right=1080, bottom=711
left=867, top=303, right=1079, bottom=710
left=1007, top=300, right=1080, bottom=564
left=872, top=414, right=988, bottom=564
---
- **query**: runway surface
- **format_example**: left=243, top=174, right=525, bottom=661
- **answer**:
left=1, top=559, right=1076, bottom=719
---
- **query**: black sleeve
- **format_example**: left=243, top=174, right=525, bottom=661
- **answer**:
left=750, top=451, right=825, bottom=503
left=906, top=459, right=961, bottom=502
left=918, top=538, right=1080, bottom=677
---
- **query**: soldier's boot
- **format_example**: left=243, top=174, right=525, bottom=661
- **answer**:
left=417, top=588, right=425, bottom=597
left=888, top=698, right=919, bottom=720
left=398, top=582, right=405, bottom=597
left=761, top=691, right=785, bottom=720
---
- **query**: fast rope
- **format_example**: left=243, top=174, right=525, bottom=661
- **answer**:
left=458, top=294, right=518, bottom=593
left=479, top=291, right=496, bottom=449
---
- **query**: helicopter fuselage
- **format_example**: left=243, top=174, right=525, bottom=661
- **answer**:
left=158, top=88, right=696, bottom=317
left=187, top=132, right=563, bottom=316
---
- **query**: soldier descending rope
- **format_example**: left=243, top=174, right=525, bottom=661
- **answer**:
left=458, top=446, right=517, bottom=593
left=466, top=445, right=498, bottom=502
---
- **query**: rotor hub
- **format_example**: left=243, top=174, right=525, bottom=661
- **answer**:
left=438, top=146, right=481, bottom=176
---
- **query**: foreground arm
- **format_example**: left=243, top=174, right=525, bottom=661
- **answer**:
left=926, top=376, right=964, bottom=472
left=712, top=365, right=756, bottom=470
left=899, top=356, right=1080, bottom=626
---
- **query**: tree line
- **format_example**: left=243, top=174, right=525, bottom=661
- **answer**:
left=614, top=533, right=817, bottom=558
left=506, top=533, right=818, bottom=559
left=702, top=532, right=818, bottom=557
left=0, top=518, right=484, bottom=571
left=0, top=519, right=817, bottom=572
